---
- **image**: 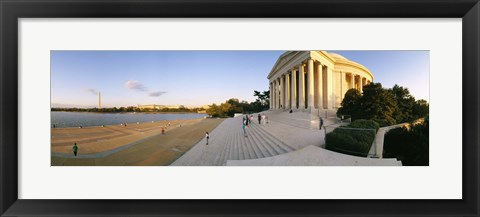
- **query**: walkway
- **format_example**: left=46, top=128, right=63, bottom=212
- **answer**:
left=172, top=111, right=402, bottom=166
left=367, top=123, right=409, bottom=159
left=227, top=145, right=402, bottom=166
left=171, top=116, right=296, bottom=166
left=51, top=118, right=224, bottom=166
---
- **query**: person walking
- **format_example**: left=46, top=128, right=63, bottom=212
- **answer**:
left=205, top=132, right=210, bottom=145
left=319, top=117, right=324, bottom=130
left=258, top=114, right=261, bottom=124
left=73, top=143, right=78, bottom=157
left=242, top=120, right=247, bottom=137
left=261, top=114, right=266, bottom=125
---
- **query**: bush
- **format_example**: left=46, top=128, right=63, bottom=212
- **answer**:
left=372, top=118, right=396, bottom=127
left=325, top=119, right=378, bottom=157
left=383, top=118, right=429, bottom=166
left=348, top=119, right=380, bottom=132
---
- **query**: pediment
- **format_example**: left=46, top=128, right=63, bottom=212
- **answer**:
left=271, top=51, right=299, bottom=73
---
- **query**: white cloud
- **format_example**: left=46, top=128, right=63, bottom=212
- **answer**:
left=149, top=91, right=167, bottom=97
left=86, top=88, right=98, bottom=95
left=124, top=80, right=148, bottom=92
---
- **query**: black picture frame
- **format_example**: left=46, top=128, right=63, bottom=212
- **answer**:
left=1, top=0, right=479, bottom=216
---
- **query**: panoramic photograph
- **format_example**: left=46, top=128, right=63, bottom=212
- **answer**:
left=51, top=50, right=429, bottom=166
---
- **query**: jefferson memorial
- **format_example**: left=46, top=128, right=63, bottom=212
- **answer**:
left=268, top=51, right=374, bottom=113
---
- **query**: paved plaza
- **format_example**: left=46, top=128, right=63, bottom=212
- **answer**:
left=171, top=111, right=402, bottom=166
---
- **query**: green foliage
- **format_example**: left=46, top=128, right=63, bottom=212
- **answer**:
left=359, top=83, right=398, bottom=126
left=348, top=119, right=380, bottom=132
left=325, top=119, right=378, bottom=157
left=206, top=103, right=231, bottom=118
left=253, top=90, right=270, bottom=111
left=337, top=82, right=429, bottom=127
left=383, top=117, right=429, bottom=166
left=206, top=89, right=270, bottom=118
left=389, top=84, right=416, bottom=123
left=337, top=89, right=361, bottom=117
left=412, top=99, right=429, bottom=119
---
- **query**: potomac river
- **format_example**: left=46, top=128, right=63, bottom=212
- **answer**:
left=51, top=111, right=208, bottom=128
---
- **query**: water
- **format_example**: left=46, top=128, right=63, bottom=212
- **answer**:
left=51, top=112, right=208, bottom=128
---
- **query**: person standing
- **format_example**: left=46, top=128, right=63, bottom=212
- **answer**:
left=73, top=143, right=78, bottom=157
left=206, top=132, right=210, bottom=145
left=258, top=114, right=261, bottom=124
left=242, top=120, right=247, bottom=137
left=319, top=117, right=324, bottom=130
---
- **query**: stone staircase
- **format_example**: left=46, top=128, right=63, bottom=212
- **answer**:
left=170, top=116, right=296, bottom=166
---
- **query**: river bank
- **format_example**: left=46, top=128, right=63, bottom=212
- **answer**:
left=51, top=117, right=225, bottom=166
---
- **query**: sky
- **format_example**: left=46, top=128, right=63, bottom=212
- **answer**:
left=51, top=50, right=429, bottom=108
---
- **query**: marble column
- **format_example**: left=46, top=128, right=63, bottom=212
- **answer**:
left=299, top=64, right=305, bottom=110
left=291, top=69, right=296, bottom=110
left=269, top=83, right=272, bottom=109
left=355, top=75, right=360, bottom=90
left=340, top=71, right=346, bottom=102
left=285, top=72, right=290, bottom=109
left=326, top=67, right=333, bottom=109
left=317, top=63, right=323, bottom=110
left=359, top=76, right=364, bottom=93
left=276, top=79, right=280, bottom=109
left=280, top=74, right=285, bottom=109
left=307, top=59, right=314, bottom=110
left=272, top=80, right=277, bottom=109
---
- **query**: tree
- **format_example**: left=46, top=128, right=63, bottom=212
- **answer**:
left=337, top=88, right=362, bottom=119
left=358, top=82, right=398, bottom=126
left=383, top=116, right=429, bottom=166
left=253, top=90, right=270, bottom=110
left=389, top=85, right=416, bottom=123
left=226, top=98, right=244, bottom=116
left=412, top=99, right=429, bottom=119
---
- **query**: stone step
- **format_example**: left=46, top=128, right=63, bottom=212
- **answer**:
left=251, top=125, right=285, bottom=155
left=214, top=121, right=233, bottom=165
left=242, top=125, right=263, bottom=159
left=237, top=125, right=247, bottom=160
left=241, top=126, right=256, bottom=159
left=248, top=123, right=284, bottom=153
left=232, top=125, right=240, bottom=161
left=251, top=122, right=295, bottom=153
left=249, top=125, right=275, bottom=157
left=246, top=124, right=277, bottom=156
left=243, top=127, right=262, bottom=159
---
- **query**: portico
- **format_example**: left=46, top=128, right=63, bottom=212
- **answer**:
left=268, top=51, right=374, bottom=113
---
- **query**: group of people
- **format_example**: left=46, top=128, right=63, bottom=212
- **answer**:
left=257, top=113, right=269, bottom=125
left=240, top=113, right=269, bottom=137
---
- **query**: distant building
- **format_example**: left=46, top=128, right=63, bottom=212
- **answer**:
left=136, top=104, right=184, bottom=110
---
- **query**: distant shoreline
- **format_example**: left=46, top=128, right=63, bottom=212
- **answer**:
left=51, top=112, right=210, bottom=129
left=51, top=116, right=207, bottom=129
left=51, top=111, right=204, bottom=114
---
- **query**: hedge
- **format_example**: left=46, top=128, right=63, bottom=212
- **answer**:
left=325, top=119, right=379, bottom=157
